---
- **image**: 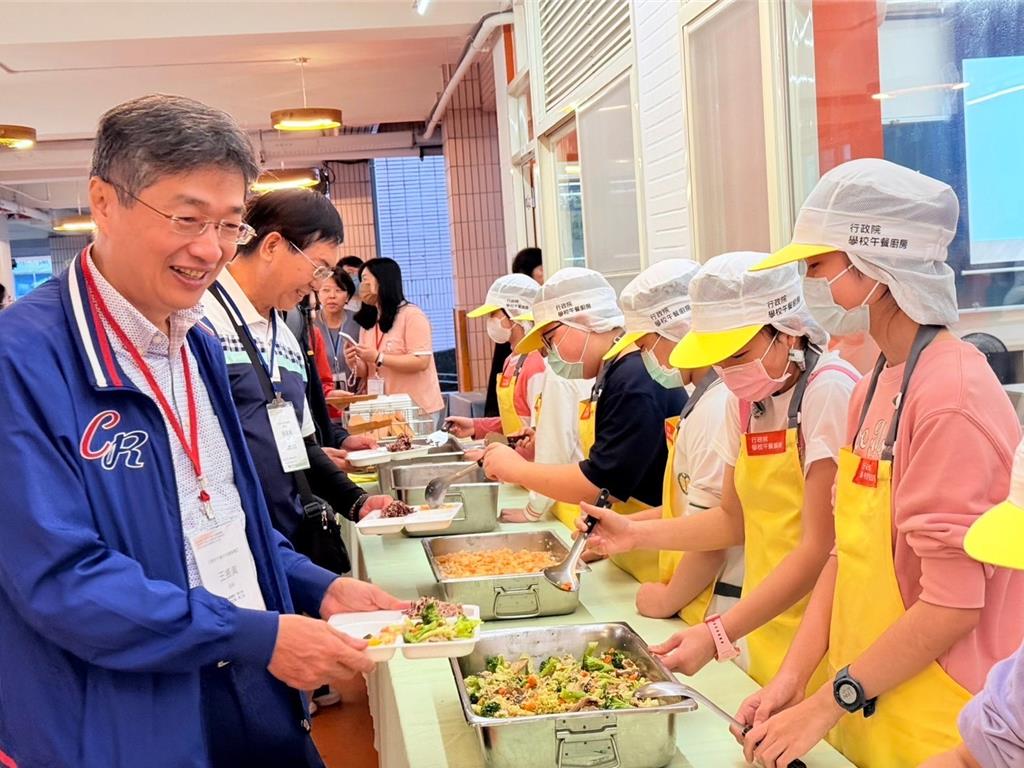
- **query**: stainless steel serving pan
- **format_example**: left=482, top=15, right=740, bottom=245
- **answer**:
left=377, top=445, right=467, bottom=496
left=450, top=622, right=696, bottom=768
left=392, top=462, right=499, bottom=536
left=422, top=530, right=588, bottom=620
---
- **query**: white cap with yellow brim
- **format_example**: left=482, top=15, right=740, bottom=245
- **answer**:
left=669, top=251, right=827, bottom=369
left=467, top=273, right=540, bottom=325
left=603, top=259, right=700, bottom=361
left=965, top=437, right=1024, bottom=571
left=751, top=158, right=959, bottom=327
left=514, top=267, right=624, bottom=355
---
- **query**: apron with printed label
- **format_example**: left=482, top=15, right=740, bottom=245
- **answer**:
left=496, top=354, right=528, bottom=435
left=827, top=326, right=969, bottom=767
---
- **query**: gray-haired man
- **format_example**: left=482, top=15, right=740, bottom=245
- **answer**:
left=0, top=94, right=404, bottom=767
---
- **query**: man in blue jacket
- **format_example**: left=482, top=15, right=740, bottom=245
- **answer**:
left=0, top=94, right=404, bottom=768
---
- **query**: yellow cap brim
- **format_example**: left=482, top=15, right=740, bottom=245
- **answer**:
left=513, top=311, right=534, bottom=323
left=965, top=500, right=1024, bottom=570
left=515, top=319, right=556, bottom=354
left=603, top=331, right=644, bottom=361
left=669, top=324, right=762, bottom=368
left=751, top=243, right=841, bottom=272
left=467, top=303, right=500, bottom=319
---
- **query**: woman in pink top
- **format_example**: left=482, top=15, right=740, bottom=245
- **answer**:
left=732, top=159, right=1024, bottom=768
left=344, top=258, right=444, bottom=418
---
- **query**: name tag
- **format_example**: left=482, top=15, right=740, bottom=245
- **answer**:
left=853, top=457, right=879, bottom=488
left=189, top=518, right=266, bottom=611
left=367, top=377, right=385, bottom=396
left=267, top=397, right=310, bottom=472
left=745, top=430, right=787, bottom=456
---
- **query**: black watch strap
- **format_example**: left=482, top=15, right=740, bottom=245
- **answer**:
left=834, top=665, right=878, bottom=718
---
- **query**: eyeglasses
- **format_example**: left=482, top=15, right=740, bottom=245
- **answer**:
left=286, top=240, right=334, bottom=282
left=108, top=180, right=256, bottom=245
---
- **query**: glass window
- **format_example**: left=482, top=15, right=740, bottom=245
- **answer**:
left=509, top=87, right=534, bottom=156
left=519, top=159, right=538, bottom=247
left=578, top=76, right=642, bottom=278
left=552, top=125, right=585, bottom=268
left=12, top=255, right=52, bottom=299
left=786, top=0, right=1024, bottom=312
left=684, top=0, right=771, bottom=261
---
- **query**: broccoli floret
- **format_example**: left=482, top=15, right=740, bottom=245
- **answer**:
left=583, top=641, right=599, bottom=659
left=420, top=600, right=442, bottom=625
left=539, top=657, right=559, bottom=678
left=465, top=675, right=482, bottom=695
left=582, top=655, right=614, bottom=674
left=606, top=697, right=631, bottom=710
left=485, top=655, right=505, bottom=673
left=453, top=616, right=480, bottom=638
left=610, top=651, right=627, bottom=670
left=479, top=701, right=502, bottom=718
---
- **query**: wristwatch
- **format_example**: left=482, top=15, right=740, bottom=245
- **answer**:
left=704, top=614, right=740, bottom=662
left=833, top=666, right=877, bottom=717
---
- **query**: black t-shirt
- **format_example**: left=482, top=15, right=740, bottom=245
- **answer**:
left=579, top=351, right=687, bottom=506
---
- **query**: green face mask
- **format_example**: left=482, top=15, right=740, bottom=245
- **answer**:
left=641, top=338, right=683, bottom=389
left=547, top=331, right=589, bottom=379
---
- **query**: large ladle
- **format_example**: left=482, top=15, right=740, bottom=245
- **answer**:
left=542, top=488, right=612, bottom=592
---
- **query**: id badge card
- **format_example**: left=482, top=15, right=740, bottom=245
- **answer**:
left=189, top=518, right=267, bottom=610
left=367, top=377, right=385, bottom=396
left=267, top=395, right=310, bottom=472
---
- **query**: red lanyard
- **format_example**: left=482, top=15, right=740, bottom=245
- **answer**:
left=81, top=256, right=214, bottom=519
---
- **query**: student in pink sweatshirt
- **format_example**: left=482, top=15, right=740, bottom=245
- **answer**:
left=735, top=158, right=1024, bottom=768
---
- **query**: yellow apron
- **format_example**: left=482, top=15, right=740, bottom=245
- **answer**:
left=733, top=350, right=826, bottom=687
left=496, top=354, right=528, bottom=435
left=828, top=327, right=969, bottom=768
left=658, top=373, right=728, bottom=625
left=551, top=369, right=659, bottom=584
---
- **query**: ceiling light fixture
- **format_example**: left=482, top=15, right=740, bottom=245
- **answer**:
left=251, top=168, right=322, bottom=194
left=270, top=58, right=342, bottom=132
left=415, top=0, right=432, bottom=15
left=0, top=124, right=37, bottom=150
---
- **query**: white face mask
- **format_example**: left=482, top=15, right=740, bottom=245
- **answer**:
left=804, top=266, right=880, bottom=338
left=486, top=315, right=513, bottom=344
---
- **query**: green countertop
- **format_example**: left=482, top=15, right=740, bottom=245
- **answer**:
left=348, top=484, right=854, bottom=768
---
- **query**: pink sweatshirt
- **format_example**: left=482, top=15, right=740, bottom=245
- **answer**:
left=848, top=336, right=1024, bottom=693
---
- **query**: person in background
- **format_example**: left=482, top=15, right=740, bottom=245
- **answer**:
left=581, top=252, right=858, bottom=688
left=734, top=159, right=1024, bottom=768
left=316, top=266, right=361, bottom=406
left=203, top=187, right=392, bottom=550
left=445, top=274, right=544, bottom=446
left=345, top=257, right=444, bottom=422
left=596, top=260, right=744, bottom=631
left=921, top=438, right=1024, bottom=768
left=512, top=246, right=544, bottom=285
left=482, top=267, right=686, bottom=583
left=0, top=94, right=404, bottom=768
left=339, top=255, right=363, bottom=283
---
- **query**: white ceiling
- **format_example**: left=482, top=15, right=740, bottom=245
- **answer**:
left=0, top=0, right=506, bottom=221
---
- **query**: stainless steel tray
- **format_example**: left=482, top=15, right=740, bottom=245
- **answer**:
left=450, top=622, right=695, bottom=768
left=377, top=445, right=467, bottom=496
left=392, top=462, right=499, bottom=537
left=422, top=530, right=587, bottom=620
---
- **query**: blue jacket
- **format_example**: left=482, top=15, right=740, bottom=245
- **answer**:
left=0, top=259, right=336, bottom=767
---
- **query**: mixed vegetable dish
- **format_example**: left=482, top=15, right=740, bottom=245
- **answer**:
left=464, top=642, right=658, bottom=718
left=364, top=598, right=480, bottom=646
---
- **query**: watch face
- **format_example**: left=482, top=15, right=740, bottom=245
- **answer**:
left=838, top=682, right=859, bottom=706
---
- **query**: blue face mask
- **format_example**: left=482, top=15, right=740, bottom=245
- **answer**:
left=641, top=338, right=683, bottom=389
left=547, top=331, right=589, bottom=379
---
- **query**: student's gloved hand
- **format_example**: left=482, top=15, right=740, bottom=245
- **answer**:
left=731, top=673, right=805, bottom=744
left=648, top=623, right=716, bottom=676
left=319, top=577, right=410, bottom=619
left=481, top=443, right=526, bottom=483
left=574, top=501, right=637, bottom=556
left=268, top=615, right=374, bottom=690
left=741, top=685, right=842, bottom=768
left=444, top=416, right=475, bottom=438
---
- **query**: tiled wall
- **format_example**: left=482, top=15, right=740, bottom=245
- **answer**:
left=443, top=61, right=508, bottom=391
left=326, top=161, right=378, bottom=262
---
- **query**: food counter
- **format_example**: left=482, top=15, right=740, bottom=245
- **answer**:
left=343, top=484, right=854, bottom=768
